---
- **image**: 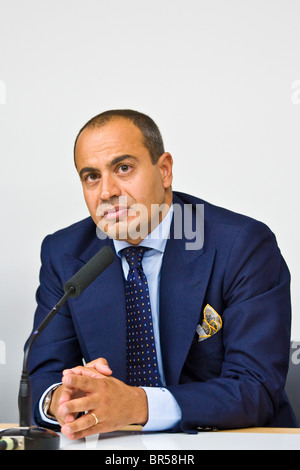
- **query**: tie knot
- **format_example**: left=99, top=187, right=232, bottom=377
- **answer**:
left=123, top=246, right=149, bottom=269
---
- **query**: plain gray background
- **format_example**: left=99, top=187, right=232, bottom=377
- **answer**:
left=0, top=0, right=299, bottom=423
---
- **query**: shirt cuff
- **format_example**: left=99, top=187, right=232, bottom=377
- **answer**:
left=39, top=383, right=62, bottom=426
left=141, top=387, right=182, bottom=431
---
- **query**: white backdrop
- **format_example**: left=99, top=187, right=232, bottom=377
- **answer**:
left=0, top=0, right=299, bottom=423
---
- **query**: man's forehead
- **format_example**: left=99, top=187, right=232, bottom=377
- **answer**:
left=76, top=119, right=146, bottom=154
left=74, top=119, right=151, bottom=169
left=80, top=118, right=143, bottom=141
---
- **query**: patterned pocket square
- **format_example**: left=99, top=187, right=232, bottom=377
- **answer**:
left=196, top=304, right=222, bottom=342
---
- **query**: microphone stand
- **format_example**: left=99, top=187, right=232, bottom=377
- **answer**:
left=0, top=288, right=75, bottom=450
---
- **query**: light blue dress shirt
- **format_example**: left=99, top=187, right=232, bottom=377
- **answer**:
left=113, top=205, right=182, bottom=431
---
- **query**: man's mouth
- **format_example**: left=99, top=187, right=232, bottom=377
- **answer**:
left=101, top=206, right=129, bottom=221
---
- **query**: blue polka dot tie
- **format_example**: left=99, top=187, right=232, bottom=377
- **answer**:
left=123, top=246, right=161, bottom=387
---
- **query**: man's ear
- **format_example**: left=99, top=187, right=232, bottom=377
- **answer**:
left=158, top=152, right=173, bottom=189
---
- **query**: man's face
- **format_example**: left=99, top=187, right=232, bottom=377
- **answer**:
left=75, top=118, right=173, bottom=244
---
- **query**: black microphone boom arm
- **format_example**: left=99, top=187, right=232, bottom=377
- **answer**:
left=19, top=288, right=75, bottom=428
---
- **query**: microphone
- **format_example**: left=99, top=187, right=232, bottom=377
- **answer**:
left=64, top=245, right=114, bottom=297
left=0, top=245, right=114, bottom=450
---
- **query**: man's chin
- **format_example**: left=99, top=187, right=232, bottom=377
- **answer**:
left=96, top=218, right=149, bottom=242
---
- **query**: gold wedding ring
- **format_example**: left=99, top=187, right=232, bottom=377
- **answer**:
left=90, top=412, right=99, bottom=426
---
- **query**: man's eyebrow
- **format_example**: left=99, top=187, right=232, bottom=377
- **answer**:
left=110, top=154, right=138, bottom=166
left=79, top=167, right=98, bottom=179
left=79, top=155, right=138, bottom=179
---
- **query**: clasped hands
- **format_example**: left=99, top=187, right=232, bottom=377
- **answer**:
left=49, top=358, right=148, bottom=440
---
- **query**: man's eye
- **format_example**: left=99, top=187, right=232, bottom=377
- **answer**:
left=85, top=173, right=99, bottom=182
left=120, top=165, right=129, bottom=172
left=119, top=164, right=131, bottom=173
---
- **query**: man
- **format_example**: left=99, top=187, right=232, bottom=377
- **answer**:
left=27, top=109, right=297, bottom=440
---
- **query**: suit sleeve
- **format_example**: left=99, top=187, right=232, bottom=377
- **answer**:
left=27, top=235, right=83, bottom=429
left=167, top=220, right=292, bottom=432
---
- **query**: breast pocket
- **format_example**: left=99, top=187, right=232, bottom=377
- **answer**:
left=180, top=330, right=224, bottom=384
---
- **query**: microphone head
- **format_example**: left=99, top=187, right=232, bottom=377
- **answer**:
left=64, top=246, right=114, bottom=298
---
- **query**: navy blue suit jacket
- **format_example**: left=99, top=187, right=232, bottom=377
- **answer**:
left=28, top=192, right=297, bottom=431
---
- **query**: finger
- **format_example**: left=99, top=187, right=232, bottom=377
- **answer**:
left=62, top=368, right=75, bottom=376
left=56, top=405, right=78, bottom=427
left=57, top=395, right=78, bottom=424
left=57, top=387, right=82, bottom=424
left=59, top=390, right=72, bottom=405
left=63, top=367, right=103, bottom=378
left=62, top=373, right=101, bottom=392
left=86, top=357, right=109, bottom=367
left=93, top=363, right=112, bottom=375
left=61, top=411, right=101, bottom=438
left=64, top=413, right=76, bottom=424
left=86, top=358, right=113, bottom=375
left=70, top=365, right=105, bottom=379
left=59, top=393, right=99, bottom=416
left=58, top=386, right=83, bottom=407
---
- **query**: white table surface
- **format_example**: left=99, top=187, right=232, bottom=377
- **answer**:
left=59, top=429, right=300, bottom=451
left=1, top=425, right=299, bottom=450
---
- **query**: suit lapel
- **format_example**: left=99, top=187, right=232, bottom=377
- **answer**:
left=63, top=236, right=127, bottom=382
left=159, top=196, right=216, bottom=385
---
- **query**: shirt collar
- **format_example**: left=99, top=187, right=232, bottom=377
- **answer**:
left=113, top=204, right=173, bottom=257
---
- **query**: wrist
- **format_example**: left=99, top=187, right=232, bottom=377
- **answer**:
left=131, top=386, right=148, bottom=426
left=47, top=384, right=62, bottom=418
left=41, top=383, right=61, bottom=420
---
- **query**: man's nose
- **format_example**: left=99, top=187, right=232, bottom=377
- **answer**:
left=99, top=172, right=121, bottom=202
